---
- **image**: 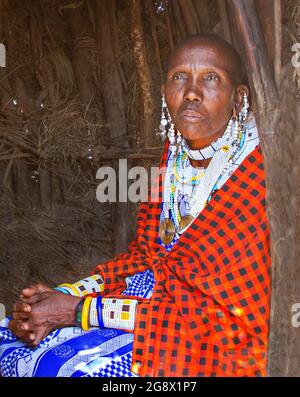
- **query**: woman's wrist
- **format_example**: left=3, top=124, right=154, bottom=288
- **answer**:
left=55, top=293, right=82, bottom=327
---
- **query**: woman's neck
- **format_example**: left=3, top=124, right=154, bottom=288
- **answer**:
left=189, top=157, right=211, bottom=169
left=183, top=122, right=230, bottom=168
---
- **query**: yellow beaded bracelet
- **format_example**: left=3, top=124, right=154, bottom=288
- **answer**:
left=59, top=283, right=80, bottom=297
left=81, top=297, right=92, bottom=331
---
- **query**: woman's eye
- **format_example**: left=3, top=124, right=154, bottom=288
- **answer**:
left=173, top=73, right=187, bottom=80
left=205, top=74, right=219, bottom=81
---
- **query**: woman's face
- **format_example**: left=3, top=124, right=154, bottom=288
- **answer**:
left=162, top=41, right=248, bottom=149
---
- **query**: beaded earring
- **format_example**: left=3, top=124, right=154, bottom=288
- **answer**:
left=159, top=95, right=169, bottom=141
left=176, top=130, right=182, bottom=154
left=233, top=91, right=249, bottom=144
left=159, top=95, right=180, bottom=155
left=159, top=95, right=168, bottom=141
left=238, top=92, right=249, bottom=128
left=232, top=105, right=239, bottom=144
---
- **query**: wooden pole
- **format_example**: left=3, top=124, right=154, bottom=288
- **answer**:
left=230, top=0, right=279, bottom=124
left=231, top=0, right=300, bottom=376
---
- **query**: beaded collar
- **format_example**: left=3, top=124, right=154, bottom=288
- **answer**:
left=158, top=112, right=259, bottom=250
left=181, top=135, right=224, bottom=160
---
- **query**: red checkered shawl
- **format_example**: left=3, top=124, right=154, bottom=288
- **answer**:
left=94, top=142, right=271, bottom=377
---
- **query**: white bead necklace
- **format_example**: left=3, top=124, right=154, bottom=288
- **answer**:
left=161, top=117, right=246, bottom=238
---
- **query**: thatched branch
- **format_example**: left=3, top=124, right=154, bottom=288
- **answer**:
left=193, top=0, right=210, bottom=33
left=64, top=2, right=96, bottom=110
left=217, top=0, right=232, bottom=43
left=146, top=2, right=164, bottom=84
left=95, top=0, right=127, bottom=146
left=129, top=0, right=155, bottom=148
left=178, top=0, right=200, bottom=35
left=171, top=0, right=188, bottom=40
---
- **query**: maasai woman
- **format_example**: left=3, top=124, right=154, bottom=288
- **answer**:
left=0, top=34, right=270, bottom=377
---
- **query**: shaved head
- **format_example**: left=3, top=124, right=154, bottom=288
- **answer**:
left=162, top=33, right=250, bottom=148
left=167, top=34, right=247, bottom=86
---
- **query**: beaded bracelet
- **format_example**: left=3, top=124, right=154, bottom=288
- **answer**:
left=74, top=298, right=85, bottom=328
left=53, top=286, right=70, bottom=295
left=72, top=274, right=105, bottom=296
left=59, top=283, right=81, bottom=297
left=57, top=274, right=105, bottom=297
left=101, top=298, right=138, bottom=331
left=77, top=296, right=138, bottom=331
left=81, top=297, right=92, bottom=331
left=96, top=296, right=104, bottom=328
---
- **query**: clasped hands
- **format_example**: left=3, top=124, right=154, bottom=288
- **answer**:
left=9, top=284, right=81, bottom=348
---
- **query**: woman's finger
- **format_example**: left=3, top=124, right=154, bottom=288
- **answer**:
left=9, top=319, right=28, bottom=333
left=20, top=294, right=43, bottom=305
left=12, top=311, right=30, bottom=321
left=24, top=332, right=37, bottom=347
left=20, top=283, right=51, bottom=299
left=13, top=301, right=31, bottom=313
left=8, top=319, right=36, bottom=345
left=30, top=327, right=47, bottom=347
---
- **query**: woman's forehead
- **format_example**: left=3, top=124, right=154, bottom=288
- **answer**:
left=167, top=41, right=238, bottom=77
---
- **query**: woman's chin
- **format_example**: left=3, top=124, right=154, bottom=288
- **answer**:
left=179, top=130, right=211, bottom=142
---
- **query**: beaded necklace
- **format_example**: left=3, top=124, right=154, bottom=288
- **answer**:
left=159, top=118, right=247, bottom=245
left=181, top=134, right=224, bottom=160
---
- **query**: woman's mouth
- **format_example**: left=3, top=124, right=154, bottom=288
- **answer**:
left=179, top=110, right=206, bottom=122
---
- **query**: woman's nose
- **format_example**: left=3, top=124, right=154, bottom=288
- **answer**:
left=183, top=85, right=203, bottom=102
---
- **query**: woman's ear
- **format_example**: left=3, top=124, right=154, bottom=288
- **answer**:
left=235, top=84, right=250, bottom=113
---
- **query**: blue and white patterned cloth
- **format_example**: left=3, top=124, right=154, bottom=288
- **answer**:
left=0, top=114, right=259, bottom=377
left=0, top=318, right=135, bottom=377
left=0, top=271, right=155, bottom=377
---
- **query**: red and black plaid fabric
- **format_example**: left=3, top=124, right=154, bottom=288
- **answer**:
left=94, top=142, right=271, bottom=377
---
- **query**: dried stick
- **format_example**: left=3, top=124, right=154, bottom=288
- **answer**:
left=171, top=0, right=187, bottom=40
left=178, top=0, right=200, bottom=35
left=193, top=0, right=210, bottom=33
left=165, top=4, right=175, bottom=51
left=274, top=0, right=282, bottom=89
left=217, top=0, right=232, bottom=44
left=147, top=1, right=164, bottom=84
left=129, top=0, right=155, bottom=147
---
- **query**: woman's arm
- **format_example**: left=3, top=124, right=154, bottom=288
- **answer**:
left=9, top=274, right=140, bottom=346
left=9, top=288, right=81, bottom=347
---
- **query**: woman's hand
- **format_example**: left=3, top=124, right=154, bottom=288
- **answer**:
left=9, top=284, right=81, bottom=347
left=8, top=283, right=52, bottom=344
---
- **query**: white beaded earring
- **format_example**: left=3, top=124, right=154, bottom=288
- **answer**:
left=167, top=117, right=177, bottom=155
left=159, top=95, right=179, bottom=155
left=232, top=105, right=239, bottom=144
left=159, top=95, right=168, bottom=141
left=238, top=92, right=249, bottom=128
left=176, top=130, right=182, bottom=154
